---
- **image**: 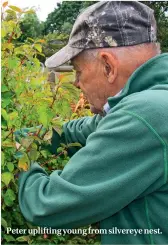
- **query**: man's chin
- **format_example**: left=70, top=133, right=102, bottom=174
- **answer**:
left=90, top=105, right=103, bottom=115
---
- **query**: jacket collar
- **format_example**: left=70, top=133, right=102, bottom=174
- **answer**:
left=107, top=53, right=168, bottom=109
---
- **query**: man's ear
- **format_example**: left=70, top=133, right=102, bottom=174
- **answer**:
left=99, top=51, right=118, bottom=84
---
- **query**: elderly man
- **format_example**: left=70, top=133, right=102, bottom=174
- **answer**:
left=19, top=2, right=168, bottom=244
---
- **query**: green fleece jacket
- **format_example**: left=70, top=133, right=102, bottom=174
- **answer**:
left=18, top=53, right=168, bottom=244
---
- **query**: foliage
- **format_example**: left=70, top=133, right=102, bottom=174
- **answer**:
left=43, top=1, right=97, bottom=35
left=39, top=32, right=69, bottom=63
left=142, top=1, right=168, bottom=52
left=3, top=4, right=44, bottom=43
left=1, top=2, right=95, bottom=244
left=18, top=13, right=45, bottom=42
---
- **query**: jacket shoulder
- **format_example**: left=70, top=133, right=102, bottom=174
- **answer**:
left=109, top=89, right=168, bottom=139
left=116, top=88, right=168, bottom=114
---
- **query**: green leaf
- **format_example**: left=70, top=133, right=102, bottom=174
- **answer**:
left=67, top=142, right=82, bottom=148
left=28, top=148, right=39, bottom=161
left=57, top=147, right=64, bottom=153
left=8, top=58, right=19, bottom=69
left=37, top=106, right=48, bottom=127
left=34, top=44, right=42, bottom=53
left=1, top=172, right=14, bottom=186
left=4, top=188, right=16, bottom=207
left=7, top=162, right=14, bottom=172
left=1, top=85, right=9, bottom=92
left=40, top=150, right=50, bottom=159
left=2, top=98, right=11, bottom=108
left=14, top=151, right=24, bottom=159
left=4, top=234, right=16, bottom=242
left=16, top=236, right=29, bottom=242
left=27, top=37, right=34, bottom=42
left=1, top=108, right=9, bottom=121
left=2, top=151, right=5, bottom=166
left=31, top=142, right=38, bottom=149
left=8, top=5, right=22, bottom=12
left=13, top=212, right=25, bottom=225
left=60, top=143, right=67, bottom=148
left=1, top=217, right=8, bottom=229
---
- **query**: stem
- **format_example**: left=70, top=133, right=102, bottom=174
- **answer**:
left=16, top=144, right=22, bottom=152
left=36, top=125, right=43, bottom=137
left=7, top=20, right=20, bottom=44
left=3, top=129, right=14, bottom=141
left=41, top=129, right=49, bottom=139
left=19, top=56, right=27, bottom=67
left=8, top=31, right=15, bottom=44
left=50, top=82, right=61, bottom=109
left=40, top=152, right=64, bottom=167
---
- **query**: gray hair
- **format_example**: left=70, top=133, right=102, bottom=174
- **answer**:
left=81, top=42, right=161, bottom=62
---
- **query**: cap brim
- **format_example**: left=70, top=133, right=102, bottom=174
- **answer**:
left=45, top=44, right=83, bottom=68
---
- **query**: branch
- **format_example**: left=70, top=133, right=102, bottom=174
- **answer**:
left=36, top=125, right=43, bottom=137
left=3, top=129, right=14, bottom=141
left=40, top=152, right=64, bottom=167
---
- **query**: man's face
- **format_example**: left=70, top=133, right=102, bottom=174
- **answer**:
left=71, top=52, right=111, bottom=114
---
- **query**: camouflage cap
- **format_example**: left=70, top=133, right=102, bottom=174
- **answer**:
left=45, top=1, right=157, bottom=68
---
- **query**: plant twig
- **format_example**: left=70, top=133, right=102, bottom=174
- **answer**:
left=3, top=129, right=14, bottom=141
left=50, top=81, right=61, bottom=108
left=8, top=31, right=15, bottom=43
left=40, top=152, right=64, bottom=167
left=36, top=125, right=43, bottom=137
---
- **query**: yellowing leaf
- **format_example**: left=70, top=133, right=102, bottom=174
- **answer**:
left=18, top=160, right=28, bottom=171
left=36, top=39, right=45, bottom=43
left=8, top=5, right=22, bottom=12
left=18, top=153, right=30, bottom=171
left=2, top=172, right=14, bottom=186
left=2, top=140, right=15, bottom=148
left=2, top=1, right=8, bottom=8
left=9, top=111, right=18, bottom=121
left=34, top=44, right=42, bottom=53
left=1, top=29, right=7, bottom=38
left=24, top=9, right=35, bottom=14
left=21, top=137, right=34, bottom=148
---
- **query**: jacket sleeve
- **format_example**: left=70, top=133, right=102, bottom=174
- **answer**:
left=18, top=109, right=165, bottom=229
left=50, top=114, right=102, bottom=155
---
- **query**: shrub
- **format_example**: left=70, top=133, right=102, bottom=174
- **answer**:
left=1, top=2, right=97, bottom=244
